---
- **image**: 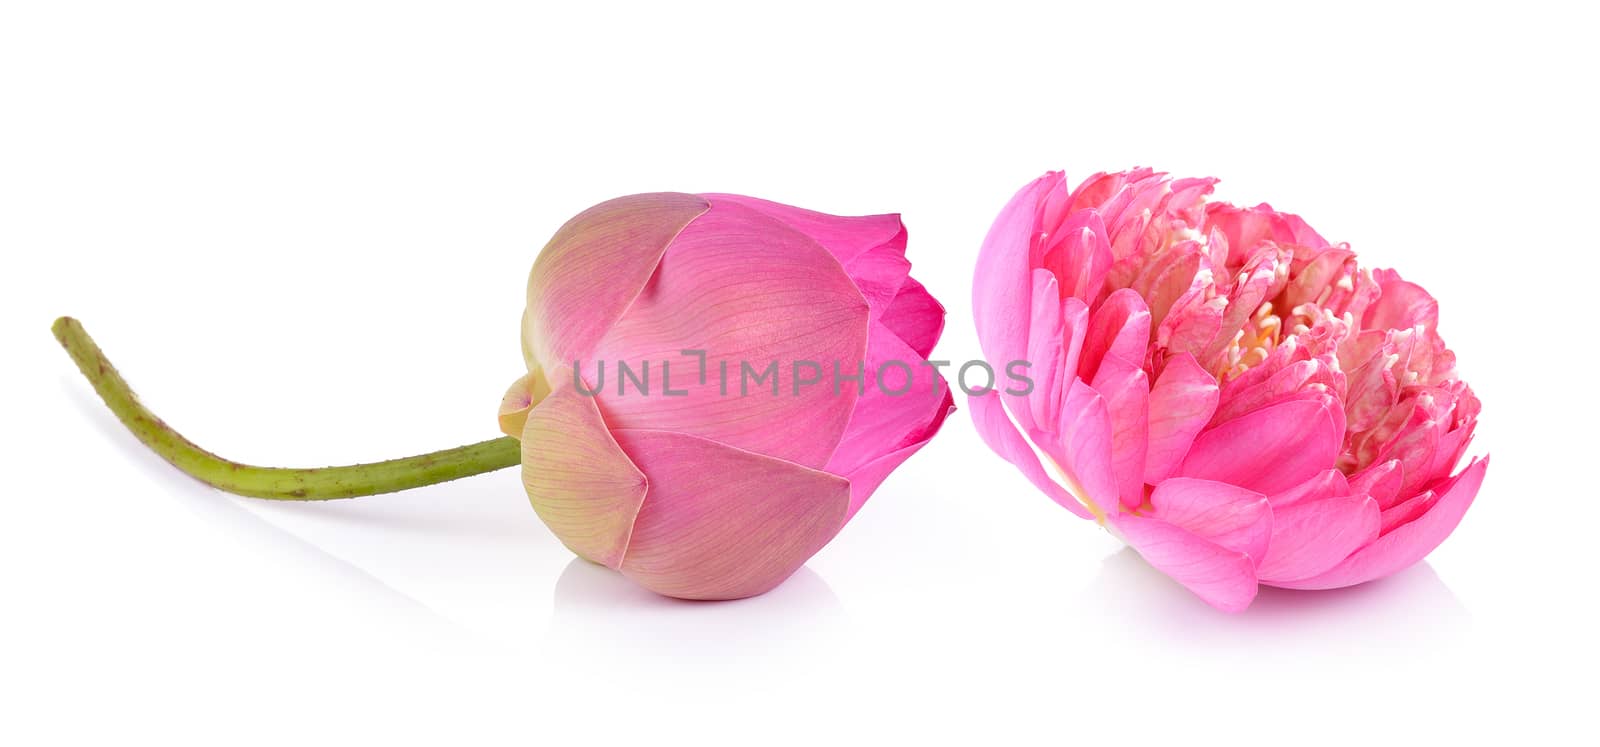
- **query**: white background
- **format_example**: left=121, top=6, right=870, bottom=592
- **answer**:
left=3, top=1, right=1594, bottom=744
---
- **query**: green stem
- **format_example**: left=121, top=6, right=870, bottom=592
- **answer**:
left=52, top=316, right=520, bottom=500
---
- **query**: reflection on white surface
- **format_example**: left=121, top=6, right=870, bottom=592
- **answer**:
left=542, top=558, right=850, bottom=696
left=1087, top=547, right=1469, bottom=645
left=63, top=373, right=544, bottom=652
left=555, top=555, right=840, bottom=610
left=550, top=557, right=843, bottom=644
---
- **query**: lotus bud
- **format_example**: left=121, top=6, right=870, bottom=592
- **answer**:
left=500, top=193, right=953, bottom=600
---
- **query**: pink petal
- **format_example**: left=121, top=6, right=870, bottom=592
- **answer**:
left=1039, top=208, right=1113, bottom=305
left=1280, top=246, right=1356, bottom=311
left=524, top=193, right=710, bottom=373
left=967, top=389, right=1094, bottom=520
left=699, top=193, right=906, bottom=266
left=842, top=242, right=913, bottom=324
left=589, top=199, right=870, bottom=470
left=1425, top=423, right=1475, bottom=492
left=1219, top=328, right=1311, bottom=399
left=613, top=428, right=851, bottom=601
left=1280, top=211, right=1330, bottom=248
left=1203, top=202, right=1321, bottom=265
left=1160, top=282, right=1225, bottom=363
left=1274, top=457, right=1488, bottom=590
left=826, top=324, right=953, bottom=477
left=1269, top=468, right=1351, bottom=509
left=1064, top=170, right=1122, bottom=214
left=1167, top=177, right=1220, bottom=223
left=1379, top=490, right=1438, bottom=536
left=1213, top=357, right=1336, bottom=425
left=519, top=386, right=649, bottom=569
left=1021, top=271, right=1063, bottom=434
left=1057, top=379, right=1120, bottom=518
left=1090, top=354, right=1149, bottom=510
left=1342, top=330, right=1404, bottom=433
left=1111, top=512, right=1260, bottom=612
left=838, top=389, right=955, bottom=521
left=1148, top=477, right=1273, bottom=563
left=1203, top=245, right=1289, bottom=365
left=1257, top=493, right=1380, bottom=584
left=1099, top=174, right=1168, bottom=260
left=1136, top=241, right=1206, bottom=331
left=1024, top=271, right=1089, bottom=435
left=1180, top=398, right=1341, bottom=495
left=1350, top=385, right=1446, bottom=491
left=1362, top=270, right=1439, bottom=332
left=879, top=276, right=945, bottom=359
left=1143, top=353, right=1220, bottom=484
left=974, top=174, right=1057, bottom=388
left=1348, top=459, right=1405, bottom=509
left=1077, top=288, right=1151, bottom=384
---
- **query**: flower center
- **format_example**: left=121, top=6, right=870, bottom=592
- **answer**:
left=1217, top=301, right=1285, bottom=381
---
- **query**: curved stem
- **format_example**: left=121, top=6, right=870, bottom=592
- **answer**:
left=52, top=316, right=521, bottom=500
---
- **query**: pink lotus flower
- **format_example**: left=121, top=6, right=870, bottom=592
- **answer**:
left=970, top=169, right=1486, bottom=611
left=500, top=193, right=953, bottom=600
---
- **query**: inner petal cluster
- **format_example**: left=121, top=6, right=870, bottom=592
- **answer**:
left=1036, top=169, right=1479, bottom=485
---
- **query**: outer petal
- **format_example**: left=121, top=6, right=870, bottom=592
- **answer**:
left=1269, top=468, right=1351, bottom=510
left=1090, top=354, right=1149, bottom=510
left=967, top=390, right=1094, bottom=520
left=1213, top=358, right=1328, bottom=425
left=520, top=386, right=648, bottom=569
left=1077, top=288, right=1151, bottom=384
left=498, top=367, right=551, bottom=439
left=589, top=199, right=870, bottom=469
left=1064, top=170, right=1123, bottom=214
left=879, top=276, right=945, bottom=359
left=1143, top=353, right=1220, bottom=484
left=1257, top=493, right=1381, bottom=584
left=1348, top=458, right=1405, bottom=509
left=524, top=193, right=710, bottom=373
left=826, top=324, right=952, bottom=477
left=1380, top=490, right=1437, bottom=535
left=1024, top=272, right=1089, bottom=435
left=1039, top=208, right=1112, bottom=305
left=1425, top=423, right=1475, bottom=493
left=838, top=389, right=955, bottom=521
left=613, top=429, right=851, bottom=601
left=1057, top=379, right=1120, bottom=519
left=1180, top=399, right=1340, bottom=495
left=1274, top=458, right=1488, bottom=590
left=1019, top=270, right=1063, bottom=434
left=1147, top=477, right=1273, bottom=563
left=699, top=193, right=906, bottom=266
left=973, top=174, right=1057, bottom=387
left=1111, top=512, right=1260, bottom=612
left=841, top=242, right=913, bottom=324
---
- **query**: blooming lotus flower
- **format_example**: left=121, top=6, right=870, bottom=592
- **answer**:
left=970, top=169, right=1486, bottom=611
left=499, top=192, right=953, bottom=600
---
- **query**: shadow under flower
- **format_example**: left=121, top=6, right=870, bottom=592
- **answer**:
left=546, top=556, right=845, bottom=671
left=1086, top=547, right=1470, bottom=648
